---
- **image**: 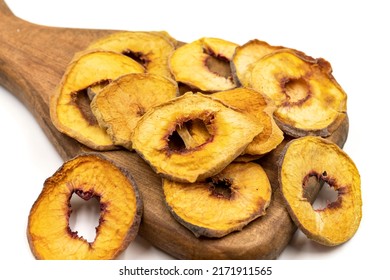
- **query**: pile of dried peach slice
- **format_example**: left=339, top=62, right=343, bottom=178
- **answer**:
left=27, top=31, right=362, bottom=259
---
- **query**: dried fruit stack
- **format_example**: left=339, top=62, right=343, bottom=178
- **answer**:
left=27, top=31, right=362, bottom=259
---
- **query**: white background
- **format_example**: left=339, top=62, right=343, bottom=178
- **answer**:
left=1, top=0, right=389, bottom=278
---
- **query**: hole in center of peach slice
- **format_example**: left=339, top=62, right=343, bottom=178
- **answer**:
left=167, top=129, right=187, bottom=152
left=302, top=172, right=340, bottom=211
left=122, top=50, right=150, bottom=68
left=167, top=118, right=213, bottom=153
left=312, top=182, right=339, bottom=211
left=204, top=51, right=232, bottom=79
left=281, top=77, right=311, bottom=106
left=208, top=178, right=233, bottom=200
left=72, top=81, right=109, bottom=126
left=68, top=191, right=101, bottom=243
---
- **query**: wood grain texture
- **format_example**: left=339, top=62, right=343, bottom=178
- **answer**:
left=0, top=0, right=348, bottom=259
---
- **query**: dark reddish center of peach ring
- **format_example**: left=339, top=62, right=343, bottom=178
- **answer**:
left=203, top=47, right=233, bottom=80
left=302, top=171, right=347, bottom=211
left=164, top=112, right=216, bottom=155
left=67, top=189, right=106, bottom=243
left=207, top=177, right=234, bottom=200
left=122, top=50, right=150, bottom=68
left=280, top=76, right=312, bottom=107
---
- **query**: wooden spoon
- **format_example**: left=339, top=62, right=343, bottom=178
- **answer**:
left=0, top=0, right=348, bottom=259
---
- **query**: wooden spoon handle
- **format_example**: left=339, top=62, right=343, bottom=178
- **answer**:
left=0, top=1, right=113, bottom=158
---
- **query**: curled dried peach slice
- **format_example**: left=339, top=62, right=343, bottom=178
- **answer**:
left=169, top=37, right=239, bottom=92
left=279, top=136, right=362, bottom=246
left=249, top=50, right=347, bottom=137
left=132, top=92, right=262, bottom=183
left=211, top=87, right=284, bottom=158
left=50, top=50, right=145, bottom=150
left=231, top=39, right=284, bottom=87
left=163, top=162, right=271, bottom=238
left=91, top=73, right=178, bottom=150
left=86, top=31, right=176, bottom=78
left=27, top=154, right=143, bottom=259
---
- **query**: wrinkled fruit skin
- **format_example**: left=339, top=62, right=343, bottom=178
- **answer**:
left=278, top=136, right=362, bottom=246
left=163, top=162, right=272, bottom=238
left=27, top=154, right=143, bottom=259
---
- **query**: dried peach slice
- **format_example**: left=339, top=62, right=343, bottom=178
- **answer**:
left=169, top=37, right=239, bottom=92
left=152, top=31, right=180, bottom=48
left=50, top=50, right=144, bottom=150
left=249, top=50, right=347, bottom=137
left=27, top=154, right=143, bottom=259
left=163, top=162, right=271, bottom=238
left=131, top=92, right=263, bottom=183
left=211, top=87, right=284, bottom=158
left=90, top=73, right=178, bottom=150
left=86, top=31, right=176, bottom=78
left=279, top=136, right=362, bottom=246
left=231, top=39, right=284, bottom=87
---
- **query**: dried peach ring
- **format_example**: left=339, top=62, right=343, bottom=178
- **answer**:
left=27, top=154, right=143, bottom=259
left=50, top=50, right=144, bottom=150
left=131, top=92, right=262, bottom=183
left=279, top=136, right=362, bottom=246
left=169, top=37, right=239, bottom=92
left=249, top=50, right=347, bottom=137
left=91, top=73, right=179, bottom=150
left=163, top=162, right=271, bottom=238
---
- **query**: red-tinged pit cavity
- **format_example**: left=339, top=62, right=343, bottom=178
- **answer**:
left=208, top=177, right=234, bottom=200
left=203, top=47, right=233, bottom=80
left=302, top=171, right=344, bottom=211
left=122, top=50, right=150, bottom=68
left=75, top=189, right=94, bottom=200
left=281, top=77, right=312, bottom=107
left=68, top=190, right=101, bottom=243
left=165, top=114, right=215, bottom=155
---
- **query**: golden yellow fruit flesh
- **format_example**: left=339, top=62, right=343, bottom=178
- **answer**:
left=27, top=154, right=143, bottom=259
left=131, top=93, right=263, bottom=183
left=86, top=31, right=176, bottom=78
left=50, top=50, right=145, bottom=150
left=169, top=37, right=238, bottom=91
left=163, top=162, right=272, bottom=238
left=249, top=50, right=347, bottom=137
left=211, top=87, right=284, bottom=157
left=202, top=37, right=238, bottom=61
left=279, top=136, right=362, bottom=246
left=91, top=73, right=178, bottom=150
left=231, top=39, right=284, bottom=87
